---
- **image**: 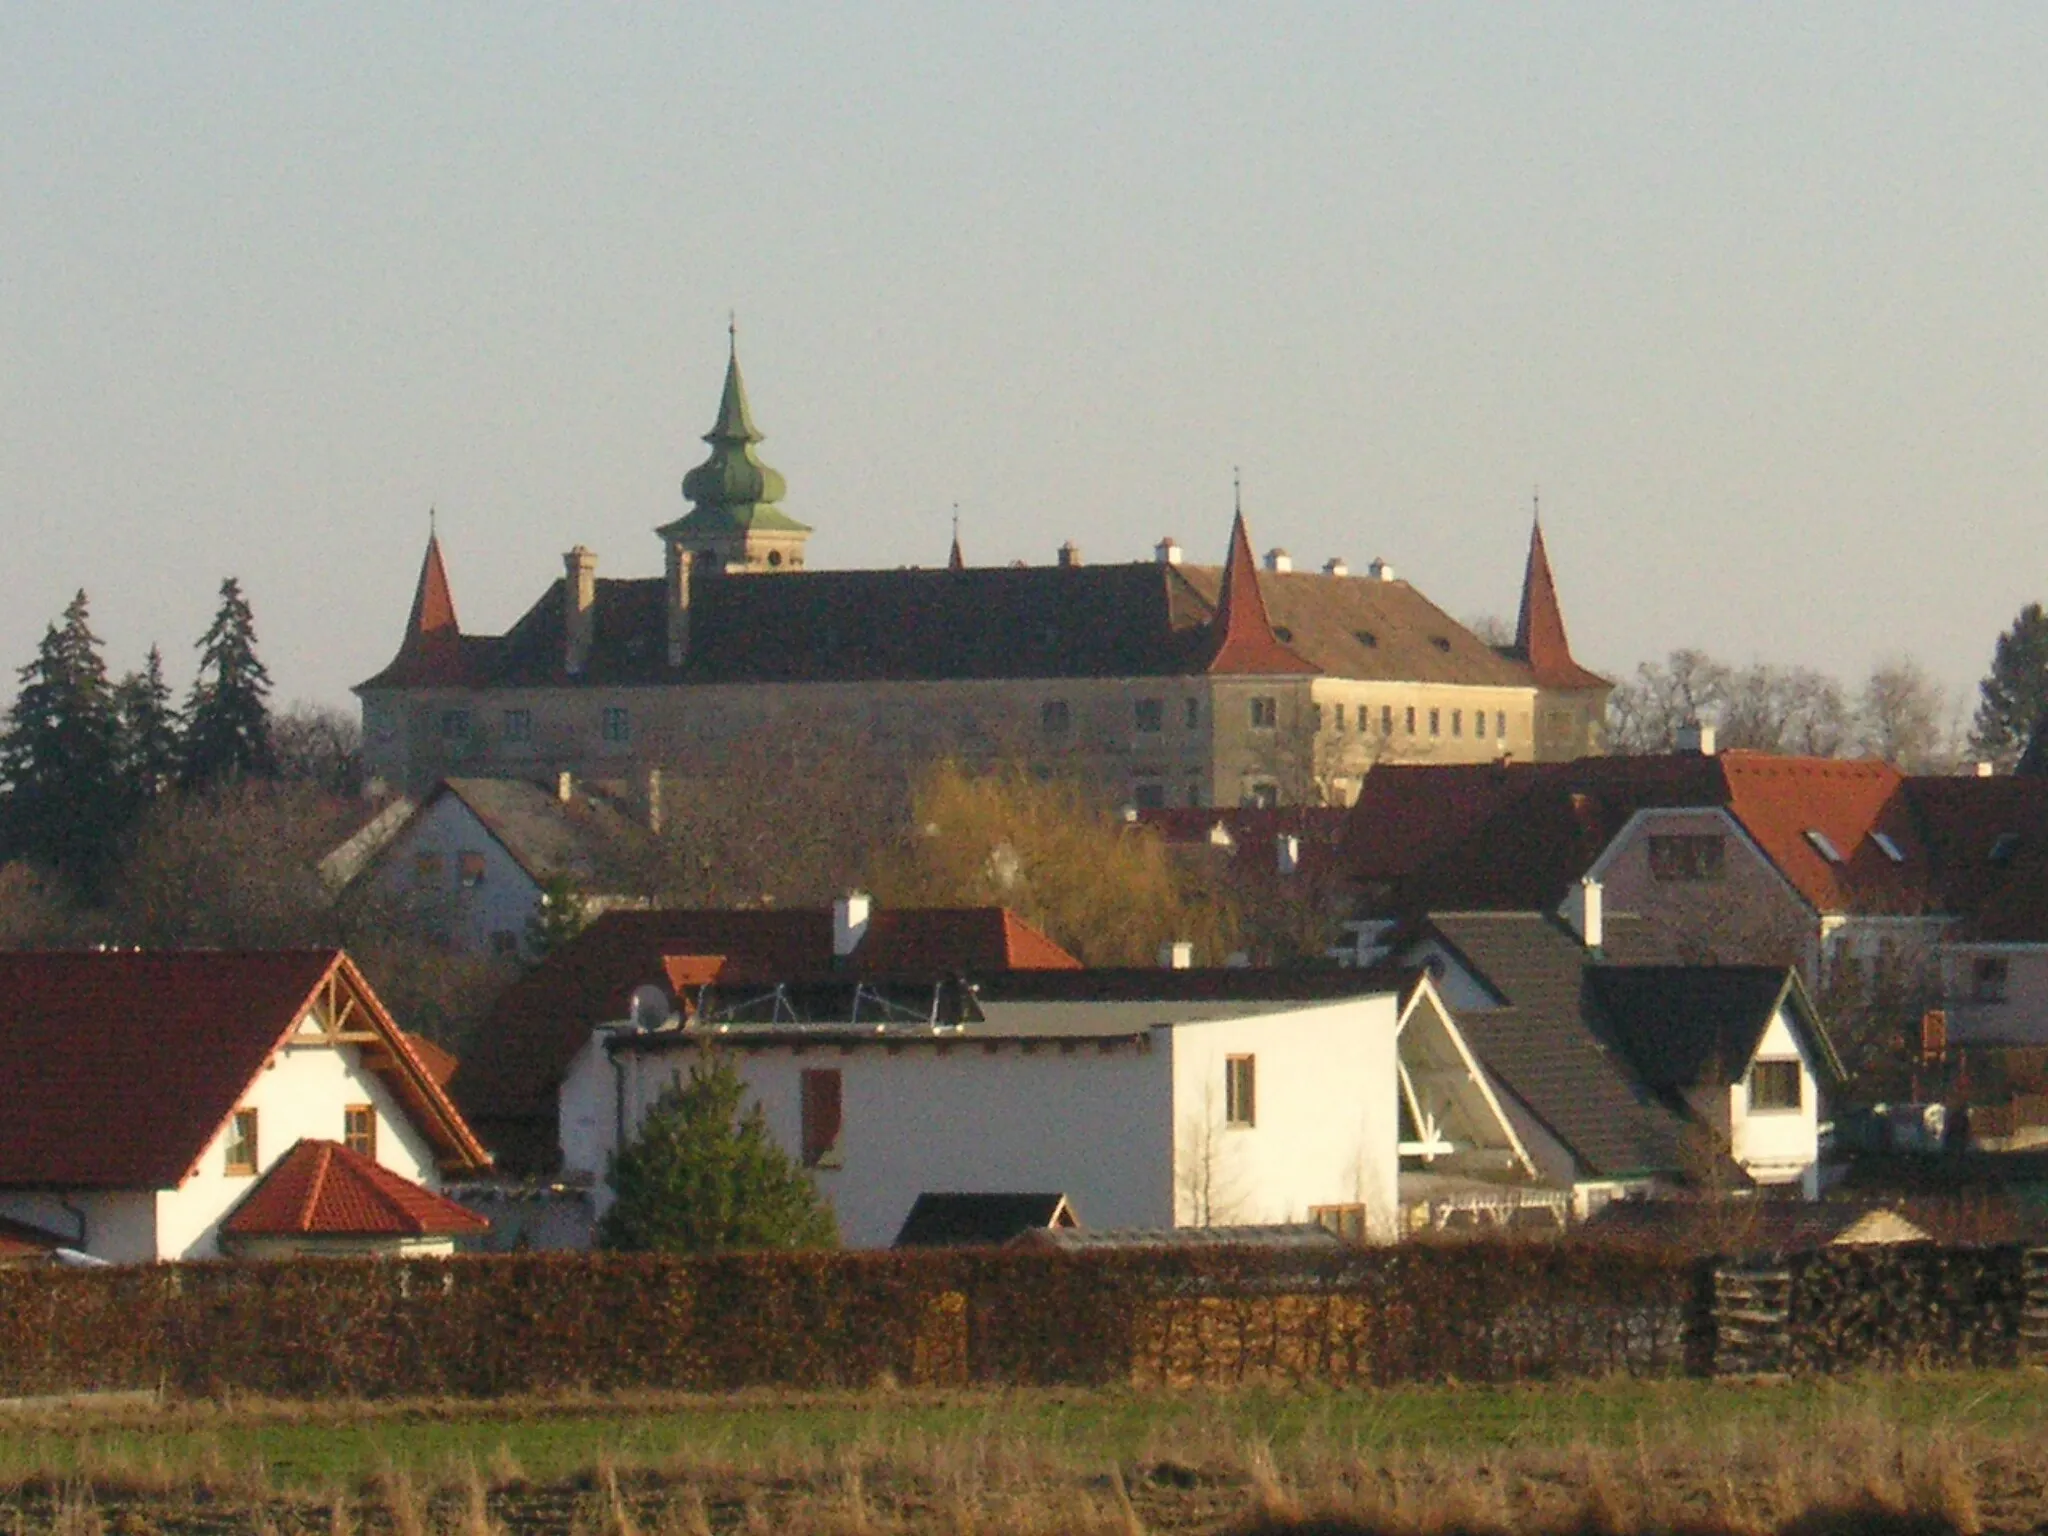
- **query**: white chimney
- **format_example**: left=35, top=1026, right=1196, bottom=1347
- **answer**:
left=665, top=545, right=694, bottom=667
left=1264, top=548, right=1293, bottom=573
left=833, top=892, right=872, bottom=958
left=1155, top=536, right=1183, bottom=566
left=1323, top=557, right=1349, bottom=577
left=1564, top=877, right=1604, bottom=949
left=1058, top=541, right=1082, bottom=568
left=1276, top=834, right=1301, bottom=875
left=556, top=770, right=574, bottom=804
left=1367, top=557, right=1396, bottom=582
left=1978, top=761, right=1997, bottom=778
left=1676, top=720, right=1718, bottom=756
left=1158, top=940, right=1194, bottom=969
left=563, top=546, right=598, bottom=674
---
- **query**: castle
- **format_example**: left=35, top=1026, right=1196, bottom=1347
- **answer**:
left=357, top=341, right=1610, bottom=806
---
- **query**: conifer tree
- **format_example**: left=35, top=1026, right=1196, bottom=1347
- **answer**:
left=1972, top=603, right=2048, bottom=768
left=0, top=591, right=125, bottom=894
left=181, top=577, right=276, bottom=790
left=114, top=646, right=182, bottom=805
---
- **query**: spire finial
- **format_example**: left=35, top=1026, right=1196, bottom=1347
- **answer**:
left=1532, top=485, right=1541, bottom=528
left=728, top=310, right=737, bottom=351
left=1233, top=466, right=1242, bottom=516
left=948, top=503, right=965, bottom=571
left=428, top=505, right=437, bottom=537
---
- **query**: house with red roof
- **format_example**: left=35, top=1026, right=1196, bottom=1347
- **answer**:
left=0, top=950, right=491, bottom=1263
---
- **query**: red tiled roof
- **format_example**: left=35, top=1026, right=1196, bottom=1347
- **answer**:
left=222, top=1140, right=488, bottom=1239
left=0, top=949, right=490, bottom=1190
left=1719, top=755, right=1925, bottom=914
left=1511, top=521, right=1607, bottom=691
left=359, top=535, right=473, bottom=689
left=1204, top=513, right=1319, bottom=677
left=454, top=905, right=1082, bottom=1161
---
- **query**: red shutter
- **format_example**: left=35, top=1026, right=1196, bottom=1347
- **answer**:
left=801, top=1069, right=842, bottom=1167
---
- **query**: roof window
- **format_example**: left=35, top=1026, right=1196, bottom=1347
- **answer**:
left=1354, top=629, right=1377, bottom=648
left=1273, top=625, right=1294, bottom=642
left=1430, top=636, right=1452, bottom=652
left=1804, top=829, right=1843, bottom=863
left=1870, top=831, right=1905, bottom=864
left=1991, top=832, right=2021, bottom=867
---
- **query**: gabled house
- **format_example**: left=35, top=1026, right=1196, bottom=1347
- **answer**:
left=0, top=951, right=491, bottom=1263
left=320, top=775, right=660, bottom=959
left=455, top=896, right=1084, bottom=1171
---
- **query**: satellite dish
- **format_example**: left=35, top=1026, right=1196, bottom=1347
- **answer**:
left=629, top=983, right=672, bottom=1032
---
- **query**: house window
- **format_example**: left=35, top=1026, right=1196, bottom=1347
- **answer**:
left=1041, top=699, right=1071, bottom=735
left=1428, top=708, right=1441, bottom=737
left=1183, top=697, right=1199, bottom=729
left=502, top=709, right=532, bottom=744
left=601, top=707, right=630, bottom=744
left=801, top=1069, right=843, bottom=1168
left=225, top=1108, right=258, bottom=1176
left=1404, top=706, right=1416, bottom=735
left=413, top=853, right=443, bottom=884
left=1225, top=1055, right=1257, bottom=1127
left=1334, top=703, right=1347, bottom=732
left=1242, top=782, right=1279, bottom=810
left=344, top=1104, right=376, bottom=1160
left=1451, top=709, right=1462, bottom=738
left=1134, top=698, right=1164, bottom=733
left=1310, top=1204, right=1366, bottom=1241
left=1496, top=710, right=1507, bottom=738
left=1186, top=777, right=1202, bottom=807
left=1382, top=705, right=1394, bottom=735
left=490, top=930, right=520, bottom=957
left=1648, top=834, right=1726, bottom=883
left=458, top=851, right=486, bottom=888
left=1132, top=778, right=1166, bottom=810
left=439, top=709, right=470, bottom=741
left=1748, top=1060, right=1803, bottom=1113
left=1249, top=697, right=1277, bottom=729
left=1973, top=956, right=2010, bottom=1004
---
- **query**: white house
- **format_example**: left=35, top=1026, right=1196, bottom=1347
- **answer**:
left=0, top=950, right=493, bottom=1263
left=560, top=971, right=1405, bottom=1247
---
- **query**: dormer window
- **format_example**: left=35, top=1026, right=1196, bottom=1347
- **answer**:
left=1804, top=830, right=1843, bottom=863
left=1870, top=831, right=1905, bottom=863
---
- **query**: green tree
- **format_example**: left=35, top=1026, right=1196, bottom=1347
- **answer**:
left=181, top=576, right=276, bottom=790
left=0, top=592, right=126, bottom=895
left=113, top=645, right=182, bottom=806
left=1973, top=603, right=2048, bottom=769
left=599, top=1054, right=837, bottom=1254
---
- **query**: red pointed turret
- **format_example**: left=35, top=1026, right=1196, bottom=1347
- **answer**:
left=1513, top=519, right=1605, bottom=689
left=1206, top=513, right=1317, bottom=675
left=360, top=533, right=471, bottom=688
left=948, top=532, right=965, bottom=571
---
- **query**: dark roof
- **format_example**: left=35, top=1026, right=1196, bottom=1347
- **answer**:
left=0, top=950, right=488, bottom=1189
left=893, top=1192, right=1075, bottom=1248
left=0, top=1215, right=65, bottom=1263
left=1025, top=1223, right=1342, bottom=1251
left=222, top=1139, right=490, bottom=1240
left=1586, top=966, right=1839, bottom=1090
left=1909, top=774, right=2048, bottom=942
left=438, top=778, right=657, bottom=892
left=1419, top=914, right=1700, bottom=1180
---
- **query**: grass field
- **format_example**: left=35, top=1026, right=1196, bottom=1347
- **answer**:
left=1, top=1372, right=2038, bottom=1533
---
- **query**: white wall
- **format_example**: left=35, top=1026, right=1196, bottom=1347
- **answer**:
left=1168, top=999, right=1400, bottom=1240
left=374, top=793, right=540, bottom=958
left=1729, top=1004, right=1824, bottom=1193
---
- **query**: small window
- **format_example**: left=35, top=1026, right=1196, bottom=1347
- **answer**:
left=1871, top=831, right=1905, bottom=864
left=501, top=709, right=532, bottom=744
left=1354, top=629, right=1377, bottom=648
left=1183, top=697, right=1199, bottom=729
left=1243, top=781, right=1279, bottom=810
left=1429, top=636, right=1452, bottom=653
left=225, top=1108, right=259, bottom=1176
left=1310, top=1203, right=1366, bottom=1241
left=1272, top=625, right=1294, bottom=643
left=1804, top=829, right=1843, bottom=864
left=490, top=930, right=520, bottom=957
left=1225, top=1055, right=1257, bottom=1127
left=1186, top=777, right=1202, bottom=806
left=1041, top=699, right=1071, bottom=735
left=1748, top=1060, right=1802, bottom=1113
left=1333, top=703, right=1347, bottom=731
left=1648, top=834, right=1726, bottom=883
left=1496, top=710, right=1507, bottom=739
left=1973, top=956, right=2010, bottom=1004
left=1134, top=698, right=1164, bottom=733
left=1382, top=705, right=1394, bottom=735
left=1428, top=708, right=1441, bottom=737
left=1308, top=703, right=1323, bottom=732
left=601, top=707, right=631, bottom=744
left=801, top=1068, right=843, bottom=1168
left=1404, top=706, right=1416, bottom=736
left=344, top=1105, right=376, bottom=1160
left=1472, top=709, right=1486, bottom=739
left=458, top=851, right=486, bottom=888
left=413, top=853, right=443, bottom=884
left=1249, top=696, right=1278, bottom=729
left=439, top=709, right=470, bottom=741
left=1132, top=778, right=1166, bottom=810
left=1451, top=709, right=1462, bottom=738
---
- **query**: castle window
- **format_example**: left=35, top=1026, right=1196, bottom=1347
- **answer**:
left=767, top=550, right=783, bottom=567
left=1242, top=781, right=1279, bottom=809
left=1404, top=706, right=1416, bottom=735
left=1134, top=699, right=1164, bottom=733
left=1497, top=710, right=1508, bottom=738
left=1334, top=703, right=1347, bottom=731
left=1382, top=705, right=1393, bottom=735
left=439, top=709, right=470, bottom=740
left=1249, top=697, right=1277, bottom=730
left=1309, top=704, right=1323, bottom=732
left=1132, top=777, right=1166, bottom=809
left=1451, top=710, right=1462, bottom=738
left=601, top=707, right=630, bottom=744
left=1041, top=699, right=1071, bottom=735
left=502, top=709, right=532, bottom=743
left=1429, top=709, right=1441, bottom=737
left=1184, top=697, right=1199, bottom=729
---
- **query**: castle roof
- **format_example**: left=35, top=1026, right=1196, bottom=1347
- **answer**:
left=1511, top=520, right=1607, bottom=691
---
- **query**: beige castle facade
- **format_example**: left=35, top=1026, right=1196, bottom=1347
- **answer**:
left=358, top=349, right=1610, bottom=807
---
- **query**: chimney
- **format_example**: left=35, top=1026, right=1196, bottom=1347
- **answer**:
left=1158, top=940, right=1193, bottom=969
left=665, top=545, right=693, bottom=667
left=1155, top=536, right=1182, bottom=566
left=1564, top=876, right=1603, bottom=949
left=1676, top=720, right=1718, bottom=756
left=643, top=766, right=663, bottom=836
left=1264, top=548, right=1292, bottom=573
left=1276, top=834, right=1301, bottom=875
left=1057, top=541, right=1082, bottom=568
left=556, top=770, right=574, bottom=804
left=834, top=891, right=872, bottom=958
left=564, top=546, right=597, bottom=674
left=1323, top=557, right=1349, bottom=577
left=1978, top=761, right=1997, bottom=778
left=1367, top=557, right=1396, bottom=582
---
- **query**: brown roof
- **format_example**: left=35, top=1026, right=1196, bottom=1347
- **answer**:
left=221, top=1139, right=489, bottom=1239
left=0, top=949, right=489, bottom=1190
left=1510, top=521, right=1607, bottom=691
left=360, top=535, right=475, bottom=690
left=1909, top=775, right=2048, bottom=941
left=439, top=778, right=656, bottom=891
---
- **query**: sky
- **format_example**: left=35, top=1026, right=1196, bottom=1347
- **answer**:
left=5, top=5, right=2048, bottom=719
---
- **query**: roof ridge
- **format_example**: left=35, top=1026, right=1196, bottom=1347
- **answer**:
left=294, top=1140, right=335, bottom=1234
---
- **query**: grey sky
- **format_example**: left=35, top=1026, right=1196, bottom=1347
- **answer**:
left=4, top=5, right=2045, bottom=718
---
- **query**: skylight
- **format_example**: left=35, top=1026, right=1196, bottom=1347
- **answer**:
left=1804, top=829, right=1843, bottom=863
left=1870, top=831, right=1905, bottom=864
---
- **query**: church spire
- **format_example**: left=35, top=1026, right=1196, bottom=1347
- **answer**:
left=1513, top=511, right=1603, bottom=689
left=948, top=507, right=964, bottom=571
left=362, top=526, right=468, bottom=687
left=1206, top=508, right=1316, bottom=676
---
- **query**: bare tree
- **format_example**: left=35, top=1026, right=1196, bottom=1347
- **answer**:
left=1717, top=664, right=1852, bottom=756
left=1606, top=650, right=1731, bottom=754
left=1174, top=1079, right=1246, bottom=1226
left=270, top=702, right=366, bottom=797
left=1855, top=658, right=1959, bottom=773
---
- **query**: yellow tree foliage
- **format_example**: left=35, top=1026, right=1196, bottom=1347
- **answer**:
left=866, top=761, right=1239, bottom=966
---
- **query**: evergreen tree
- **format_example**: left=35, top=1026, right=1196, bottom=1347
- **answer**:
left=113, top=646, right=182, bottom=805
left=181, top=577, right=276, bottom=790
left=0, top=591, right=126, bottom=894
left=599, top=1054, right=838, bottom=1254
left=525, top=872, right=591, bottom=960
left=1972, top=603, right=2048, bottom=768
